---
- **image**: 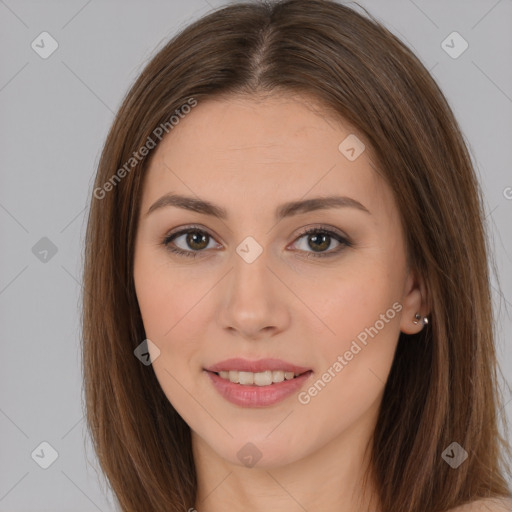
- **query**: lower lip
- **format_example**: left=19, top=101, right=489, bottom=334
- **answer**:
left=204, top=370, right=313, bottom=407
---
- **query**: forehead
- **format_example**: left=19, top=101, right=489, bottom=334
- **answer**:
left=141, top=93, right=390, bottom=220
left=155, top=92, right=370, bottom=161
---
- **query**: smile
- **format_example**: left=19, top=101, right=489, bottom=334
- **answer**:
left=205, top=369, right=314, bottom=407
left=215, top=369, right=307, bottom=386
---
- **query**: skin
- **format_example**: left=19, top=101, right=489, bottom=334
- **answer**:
left=133, top=92, right=428, bottom=512
left=452, top=498, right=512, bottom=512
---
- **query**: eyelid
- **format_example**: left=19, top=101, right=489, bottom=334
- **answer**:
left=288, top=225, right=351, bottom=258
left=290, top=224, right=350, bottom=245
left=162, top=224, right=221, bottom=258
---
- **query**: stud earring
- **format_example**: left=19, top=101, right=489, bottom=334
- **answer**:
left=413, top=313, right=428, bottom=326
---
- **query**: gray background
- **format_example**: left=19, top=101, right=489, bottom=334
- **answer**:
left=1, top=0, right=511, bottom=510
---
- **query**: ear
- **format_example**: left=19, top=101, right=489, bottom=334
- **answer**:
left=399, top=267, right=429, bottom=335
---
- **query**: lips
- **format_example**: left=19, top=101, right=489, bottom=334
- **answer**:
left=204, top=357, right=312, bottom=375
left=205, top=367, right=314, bottom=407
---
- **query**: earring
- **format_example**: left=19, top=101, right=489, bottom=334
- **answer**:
left=413, top=313, right=429, bottom=326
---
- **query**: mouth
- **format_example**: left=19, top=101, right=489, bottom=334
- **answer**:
left=203, top=357, right=313, bottom=407
left=204, top=368, right=314, bottom=407
left=207, top=369, right=313, bottom=386
left=204, top=357, right=313, bottom=386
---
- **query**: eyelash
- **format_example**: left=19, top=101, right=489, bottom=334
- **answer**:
left=161, top=224, right=352, bottom=260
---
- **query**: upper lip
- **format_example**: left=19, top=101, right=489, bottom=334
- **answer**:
left=204, top=358, right=312, bottom=374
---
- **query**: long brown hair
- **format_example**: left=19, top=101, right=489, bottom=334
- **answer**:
left=81, top=1, right=512, bottom=510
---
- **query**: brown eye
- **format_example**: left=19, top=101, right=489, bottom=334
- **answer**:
left=291, top=227, right=351, bottom=258
left=306, top=232, right=332, bottom=252
left=184, top=231, right=209, bottom=250
left=163, top=228, right=218, bottom=258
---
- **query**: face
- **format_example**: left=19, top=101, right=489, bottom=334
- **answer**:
left=133, top=93, right=425, bottom=469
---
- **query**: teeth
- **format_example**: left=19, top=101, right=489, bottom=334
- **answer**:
left=239, top=371, right=255, bottom=385
left=217, top=370, right=300, bottom=386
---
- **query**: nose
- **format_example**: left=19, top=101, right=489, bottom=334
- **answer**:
left=216, top=248, right=291, bottom=340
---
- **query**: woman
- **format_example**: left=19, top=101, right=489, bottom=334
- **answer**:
left=81, top=1, right=512, bottom=511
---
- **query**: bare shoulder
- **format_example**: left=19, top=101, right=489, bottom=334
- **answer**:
left=446, top=497, right=512, bottom=512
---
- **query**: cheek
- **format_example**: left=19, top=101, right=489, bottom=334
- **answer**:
left=133, top=253, right=208, bottom=417
left=133, top=249, right=222, bottom=394
left=134, top=252, right=208, bottom=341
left=294, top=275, right=402, bottom=443
left=306, top=253, right=404, bottom=389
left=311, top=257, right=403, bottom=338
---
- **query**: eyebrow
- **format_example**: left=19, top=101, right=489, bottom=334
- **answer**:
left=145, top=193, right=371, bottom=220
